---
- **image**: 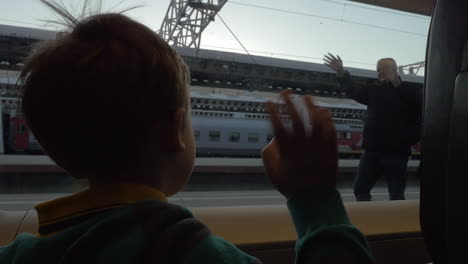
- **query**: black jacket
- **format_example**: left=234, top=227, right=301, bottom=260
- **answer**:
left=338, top=71, right=423, bottom=155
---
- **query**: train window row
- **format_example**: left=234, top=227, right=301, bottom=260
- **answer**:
left=334, top=108, right=365, bottom=115
left=0, top=84, right=20, bottom=90
left=1, top=99, right=17, bottom=105
left=191, top=79, right=250, bottom=87
left=207, top=131, right=260, bottom=143
left=333, top=113, right=365, bottom=119
left=192, top=110, right=291, bottom=122
left=191, top=98, right=264, bottom=108
left=194, top=129, right=271, bottom=144
left=245, top=114, right=270, bottom=120
left=245, top=114, right=291, bottom=122
left=192, top=104, right=265, bottom=113
left=190, top=98, right=366, bottom=118
left=192, top=109, right=362, bottom=124
left=334, top=118, right=364, bottom=124
left=192, top=111, right=234, bottom=118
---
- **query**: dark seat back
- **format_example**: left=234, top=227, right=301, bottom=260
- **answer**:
left=421, top=0, right=468, bottom=262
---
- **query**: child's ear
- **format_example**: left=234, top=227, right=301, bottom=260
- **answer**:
left=170, top=108, right=186, bottom=153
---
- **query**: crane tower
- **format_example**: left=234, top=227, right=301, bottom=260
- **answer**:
left=159, top=0, right=228, bottom=49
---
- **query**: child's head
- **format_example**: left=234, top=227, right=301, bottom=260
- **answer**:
left=20, top=6, right=195, bottom=195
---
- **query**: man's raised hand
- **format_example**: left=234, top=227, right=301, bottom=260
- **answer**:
left=323, top=53, right=344, bottom=75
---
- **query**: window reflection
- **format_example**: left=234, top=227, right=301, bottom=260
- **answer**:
left=0, top=0, right=427, bottom=205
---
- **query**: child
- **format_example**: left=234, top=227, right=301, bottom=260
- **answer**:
left=0, top=1, right=374, bottom=263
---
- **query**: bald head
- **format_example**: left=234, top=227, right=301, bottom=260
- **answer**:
left=377, top=58, right=399, bottom=83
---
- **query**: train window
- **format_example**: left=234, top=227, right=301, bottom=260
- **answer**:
left=248, top=133, right=259, bottom=143
left=14, top=123, right=21, bottom=134
left=0, top=0, right=429, bottom=211
left=229, top=132, right=240, bottom=142
left=208, top=131, right=221, bottom=141
left=346, top=132, right=352, bottom=140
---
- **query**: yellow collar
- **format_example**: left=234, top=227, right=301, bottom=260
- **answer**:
left=35, top=183, right=167, bottom=233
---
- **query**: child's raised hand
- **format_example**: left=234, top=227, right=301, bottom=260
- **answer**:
left=262, top=91, right=338, bottom=199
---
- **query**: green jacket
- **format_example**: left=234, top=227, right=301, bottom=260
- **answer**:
left=0, top=187, right=374, bottom=264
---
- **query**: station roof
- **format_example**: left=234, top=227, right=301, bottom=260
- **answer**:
left=176, top=47, right=424, bottom=84
left=0, top=24, right=57, bottom=41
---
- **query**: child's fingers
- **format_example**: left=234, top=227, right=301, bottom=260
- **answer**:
left=261, top=138, right=280, bottom=174
left=304, top=95, right=323, bottom=131
left=318, top=108, right=336, bottom=141
left=304, top=95, right=327, bottom=140
left=303, top=95, right=316, bottom=126
left=265, top=101, right=288, bottom=150
left=281, top=91, right=306, bottom=140
left=261, top=139, right=288, bottom=197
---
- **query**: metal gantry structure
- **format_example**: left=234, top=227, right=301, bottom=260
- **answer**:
left=159, top=0, right=228, bottom=50
left=398, top=61, right=426, bottom=75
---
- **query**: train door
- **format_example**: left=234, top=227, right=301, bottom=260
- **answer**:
left=8, top=116, right=28, bottom=152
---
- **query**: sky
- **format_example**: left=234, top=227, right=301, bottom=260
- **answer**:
left=0, top=0, right=431, bottom=73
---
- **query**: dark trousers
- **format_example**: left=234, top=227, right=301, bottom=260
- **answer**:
left=354, top=151, right=409, bottom=201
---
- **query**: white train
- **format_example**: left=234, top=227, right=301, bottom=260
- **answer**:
left=190, top=91, right=367, bottom=157
left=1, top=91, right=368, bottom=158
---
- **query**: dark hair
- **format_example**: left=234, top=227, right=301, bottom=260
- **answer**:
left=20, top=3, right=190, bottom=176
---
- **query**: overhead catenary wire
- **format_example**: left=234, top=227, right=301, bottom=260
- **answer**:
left=228, top=1, right=428, bottom=37
left=216, top=14, right=257, bottom=64
left=317, top=0, right=431, bottom=20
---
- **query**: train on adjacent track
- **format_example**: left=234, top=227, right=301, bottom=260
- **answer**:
left=0, top=90, right=421, bottom=159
